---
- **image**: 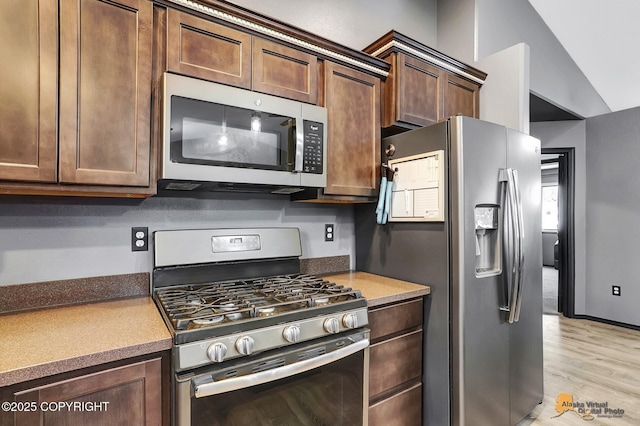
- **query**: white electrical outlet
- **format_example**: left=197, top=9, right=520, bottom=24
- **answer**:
left=131, top=227, right=149, bottom=251
left=325, top=224, right=334, bottom=242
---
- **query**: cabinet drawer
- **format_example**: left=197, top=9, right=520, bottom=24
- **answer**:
left=369, top=298, right=423, bottom=341
left=369, top=382, right=422, bottom=426
left=252, top=38, right=317, bottom=104
left=369, top=330, right=422, bottom=401
left=167, top=9, right=251, bottom=88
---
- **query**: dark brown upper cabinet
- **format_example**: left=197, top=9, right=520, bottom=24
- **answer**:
left=364, top=31, right=487, bottom=135
left=0, top=0, right=57, bottom=184
left=323, top=62, right=380, bottom=198
left=167, top=9, right=252, bottom=89
left=59, top=0, right=153, bottom=188
left=0, top=0, right=154, bottom=197
left=166, top=9, right=317, bottom=104
left=252, top=37, right=318, bottom=104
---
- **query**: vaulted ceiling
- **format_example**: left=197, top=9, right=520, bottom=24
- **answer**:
left=528, top=0, right=640, bottom=117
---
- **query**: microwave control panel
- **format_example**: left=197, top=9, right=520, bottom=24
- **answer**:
left=302, top=120, right=324, bottom=174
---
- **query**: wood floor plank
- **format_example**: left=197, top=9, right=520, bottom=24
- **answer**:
left=518, top=315, right=640, bottom=425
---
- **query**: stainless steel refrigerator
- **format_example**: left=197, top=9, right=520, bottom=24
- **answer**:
left=355, top=116, right=543, bottom=426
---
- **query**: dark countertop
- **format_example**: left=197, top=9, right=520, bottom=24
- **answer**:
left=322, top=271, right=430, bottom=307
left=0, top=296, right=171, bottom=387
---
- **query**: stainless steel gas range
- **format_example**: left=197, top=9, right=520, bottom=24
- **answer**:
left=152, top=228, right=370, bottom=426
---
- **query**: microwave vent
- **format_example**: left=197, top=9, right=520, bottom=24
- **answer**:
left=164, top=182, right=202, bottom=191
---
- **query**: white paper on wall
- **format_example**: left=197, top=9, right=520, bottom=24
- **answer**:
left=388, top=149, right=445, bottom=222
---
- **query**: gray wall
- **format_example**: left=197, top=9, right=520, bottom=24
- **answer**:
left=226, top=0, right=438, bottom=50
left=475, top=43, right=530, bottom=133
left=585, top=107, right=640, bottom=325
left=437, top=0, right=610, bottom=119
left=0, top=196, right=354, bottom=286
left=530, top=120, right=587, bottom=314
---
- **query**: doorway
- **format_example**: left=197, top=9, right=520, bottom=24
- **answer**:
left=541, top=148, right=575, bottom=317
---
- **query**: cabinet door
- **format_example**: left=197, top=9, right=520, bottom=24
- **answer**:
left=393, top=53, right=442, bottom=127
left=167, top=9, right=251, bottom=88
left=13, top=358, right=162, bottom=426
left=252, top=38, right=317, bottom=104
left=443, top=72, right=480, bottom=119
left=323, top=62, right=380, bottom=197
left=0, top=0, right=57, bottom=183
left=58, top=0, right=152, bottom=186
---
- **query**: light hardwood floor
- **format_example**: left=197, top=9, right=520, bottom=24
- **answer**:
left=518, top=314, right=640, bottom=425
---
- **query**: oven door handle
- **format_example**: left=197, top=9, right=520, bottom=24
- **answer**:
left=193, top=338, right=369, bottom=398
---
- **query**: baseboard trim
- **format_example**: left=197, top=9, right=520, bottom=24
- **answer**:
left=573, top=314, right=640, bottom=332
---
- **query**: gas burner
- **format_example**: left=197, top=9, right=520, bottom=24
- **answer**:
left=312, top=297, right=329, bottom=306
left=218, top=302, right=237, bottom=311
left=257, top=306, right=275, bottom=316
left=193, top=316, right=224, bottom=325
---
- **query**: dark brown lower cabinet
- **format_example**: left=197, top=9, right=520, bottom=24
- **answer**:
left=369, top=383, right=422, bottom=426
left=368, top=298, right=424, bottom=426
left=1, top=354, right=168, bottom=426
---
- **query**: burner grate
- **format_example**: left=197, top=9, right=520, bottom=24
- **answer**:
left=154, top=273, right=362, bottom=331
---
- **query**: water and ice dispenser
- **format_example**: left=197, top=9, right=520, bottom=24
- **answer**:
left=474, top=205, right=501, bottom=276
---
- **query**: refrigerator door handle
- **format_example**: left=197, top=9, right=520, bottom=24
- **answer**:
left=499, top=168, right=520, bottom=323
left=512, top=169, right=526, bottom=322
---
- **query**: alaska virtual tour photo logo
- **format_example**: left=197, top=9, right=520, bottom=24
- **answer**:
left=553, top=392, right=625, bottom=420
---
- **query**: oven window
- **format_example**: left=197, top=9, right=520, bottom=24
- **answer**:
left=170, top=96, right=295, bottom=171
left=190, top=351, right=364, bottom=426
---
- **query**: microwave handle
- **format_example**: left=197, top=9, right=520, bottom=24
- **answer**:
left=193, top=338, right=369, bottom=398
left=293, top=118, right=305, bottom=172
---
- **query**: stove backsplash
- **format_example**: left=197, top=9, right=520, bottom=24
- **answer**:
left=0, top=195, right=355, bottom=286
left=300, top=255, right=350, bottom=276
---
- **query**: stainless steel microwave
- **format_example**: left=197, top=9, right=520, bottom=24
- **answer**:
left=160, top=73, right=327, bottom=194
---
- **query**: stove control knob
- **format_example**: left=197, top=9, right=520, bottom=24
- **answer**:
left=342, top=313, right=358, bottom=329
left=235, top=336, right=255, bottom=355
left=207, top=342, right=228, bottom=363
left=323, top=317, right=340, bottom=334
left=283, top=325, right=301, bottom=343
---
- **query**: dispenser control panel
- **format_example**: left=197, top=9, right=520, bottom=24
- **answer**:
left=388, top=150, right=445, bottom=222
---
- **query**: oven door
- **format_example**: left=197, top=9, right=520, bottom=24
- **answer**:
left=175, top=330, right=369, bottom=426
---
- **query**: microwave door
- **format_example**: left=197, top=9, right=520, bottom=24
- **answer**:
left=172, top=97, right=295, bottom=173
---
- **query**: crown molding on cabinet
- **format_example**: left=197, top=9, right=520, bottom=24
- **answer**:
left=165, top=0, right=390, bottom=78
left=364, top=30, right=487, bottom=85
